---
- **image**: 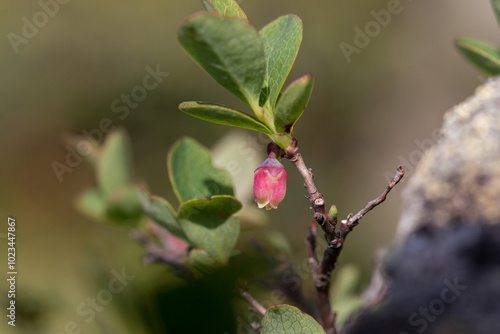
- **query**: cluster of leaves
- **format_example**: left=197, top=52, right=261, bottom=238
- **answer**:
left=178, top=0, right=313, bottom=150
left=75, top=129, right=144, bottom=226
left=177, top=2, right=328, bottom=328
left=456, top=0, right=500, bottom=76
left=75, top=128, right=327, bottom=332
left=140, top=136, right=241, bottom=267
left=75, top=0, right=329, bottom=330
left=73, top=0, right=500, bottom=332
left=76, top=131, right=241, bottom=268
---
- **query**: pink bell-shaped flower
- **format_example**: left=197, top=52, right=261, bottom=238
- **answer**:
left=253, top=151, right=287, bottom=210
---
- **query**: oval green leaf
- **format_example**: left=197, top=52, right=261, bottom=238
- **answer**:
left=178, top=14, right=265, bottom=110
left=259, top=15, right=303, bottom=113
left=75, top=187, right=107, bottom=222
left=178, top=195, right=241, bottom=264
left=270, top=133, right=293, bottom=150
left=97, top=129, right=133, bottom=195
left=261, top=305, right=326, bottom=334
left=168, top=137, right=234, bottom=204
left=492, top=0, right=500, bottom=28
left=455, top=37, right=500, bottom=76
left=274, top=74, right=314, bottom=134
left=189, top=249, right=220, bottom=275
left=179, top=101, right=273, bottom=134
left=137, top=191, right=189, bottom=242
left=200, top=0, right=248, bottom=21
left=105, top=184, right=144, bottom=226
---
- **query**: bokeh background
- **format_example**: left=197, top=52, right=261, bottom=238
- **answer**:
left=1, top=0, right=497, bottom=333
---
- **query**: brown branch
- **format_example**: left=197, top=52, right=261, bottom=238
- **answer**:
left=285, top=140, right=336, bottom=239
left=285, top=139, right=404, bottom=334
left=341, top=165, right=405, bottom=238
left=285, top=139, right=338, bottom=333
left=305, top=222, right=335, bottom=330
left=317, top=166, right=404, bottom=332
left=238, top=288, right=267, bottom=316
left=305, top=221, right=319, bottom=273
left=318, top=165, right=405, bottom=278
left=315, top=247, right=337, bottom=334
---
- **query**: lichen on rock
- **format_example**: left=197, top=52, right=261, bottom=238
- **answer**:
left=397, top=77, right=500, bottom=239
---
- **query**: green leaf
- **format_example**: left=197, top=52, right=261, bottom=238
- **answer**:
left=455, top=37, right=500, bottom=76
left=492, top=0, right=500, bottom=27
left=261, top=305, right=325, bottom=334
left=137, top=191, right=189, bottom=242
left=270, top=133, right=293, bottom=150
left=274, top=74, right=314, bottom=134
left=179, top=102, right=273, bottom=134
left=168, top=137, right=234, bottom=203
left=97, top=129, right=133, bottom=195
left=105, top=185, right=144, bottom=226
left=189, top=249, right=220, bottom=274
left=75, top=187, right=107, bottom=221
left=259, top=15, right=303, bottom=113
left=178, top=195, right=241, bottom=264
left=200, top=0, right=248, bottom=21
left=178, top=14, right=266, bottom=111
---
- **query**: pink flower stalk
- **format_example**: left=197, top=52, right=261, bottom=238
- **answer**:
left=253, top=151, right=287, bottom=210
left=149, top=221, right=189, bottom=259
left=165, top=233, right=190, bottom=258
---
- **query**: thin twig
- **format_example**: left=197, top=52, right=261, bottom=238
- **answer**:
left=319, top=165, right=405, bottom=279
left=305, top=222, right=334, bottom=329
left=247, top=237, right=315, bottom=314
left=285, top=139, right=404, bottom=334
left=341, top=165, right=405, bottom=238
left=285, top=140, right=338, bottom=333
left=285, top=140, right=336, bottom=239
left=238, top=288, right=267, bottom=316
left=305, top=221, right=319, bottom=275
left=315, top=246, right=337, bottom=334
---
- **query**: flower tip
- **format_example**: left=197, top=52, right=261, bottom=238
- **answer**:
left=256, top=200, right=269, bottom=209
left=266, top=203, right=279, bottom=210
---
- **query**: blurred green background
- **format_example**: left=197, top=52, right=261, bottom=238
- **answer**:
left=0, top=0, right=496, bottom=333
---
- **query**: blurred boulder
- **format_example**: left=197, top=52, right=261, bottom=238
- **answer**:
left=346, top=77, right=500, bottom=334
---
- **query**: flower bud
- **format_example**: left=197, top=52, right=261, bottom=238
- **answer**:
left=328, top=204, right=338, bottom=223
left=253, top=152, right=287, bottom=210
